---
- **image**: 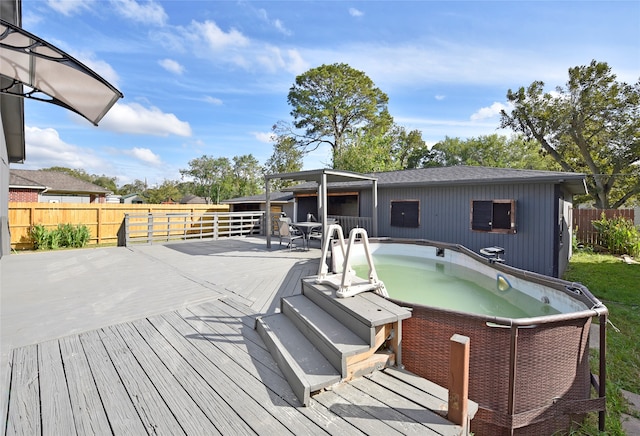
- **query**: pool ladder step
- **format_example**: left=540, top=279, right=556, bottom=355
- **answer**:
left=256, top=278, right=411, bottom=406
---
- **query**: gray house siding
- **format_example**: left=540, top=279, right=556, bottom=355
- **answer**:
left=360, top=182, right=560, bottom=277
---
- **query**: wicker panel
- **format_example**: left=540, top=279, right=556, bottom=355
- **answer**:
left=398, top=303, right=597, bottom=436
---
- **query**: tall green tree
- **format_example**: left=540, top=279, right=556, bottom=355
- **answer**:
left=414, top=135, right=558, bottom=170
left=393, top=128, right=428, bottom=169
left=180, top=155, right=233, bottom=204
left=333, top=130, right=398, bottom=173
left=231, top=154, right=263, bottom=198
left=264, top=135, right=304, bottom=190
left=119, top=179, right=148, bottom=196
left=500, top=60, right=640, bottom=208
left=145, top=180, right=182, bottom=204
left=285, top=63, right=390, bottom=166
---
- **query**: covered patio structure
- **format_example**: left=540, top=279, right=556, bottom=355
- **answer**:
left=265, top=169, right=379, bottom=249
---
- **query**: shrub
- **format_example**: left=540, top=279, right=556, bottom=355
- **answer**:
left=591, top=213, right=640, bottom=257
left=29, top=224, right=49, bottom=250
left=29, top=223, right=91, bottom=250
left=71, top=225, right=90, bottom=247
left=58, top=223, right=75, bottom=248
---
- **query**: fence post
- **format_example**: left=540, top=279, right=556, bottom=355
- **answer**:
left=96, top=205, right=103, bottom=245
left=448, top=334, right=470, bottom=429
left=147, top=213, right=153, bottom=245
left=214, top=214, right=219, bottom=240
left=124, top=214, right=130, bottom=246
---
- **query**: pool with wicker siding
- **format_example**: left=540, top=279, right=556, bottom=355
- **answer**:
left=335, top=238, right=608, bottom=436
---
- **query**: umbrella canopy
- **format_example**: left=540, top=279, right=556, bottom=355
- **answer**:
left=0, top=19, right=122, bottom=125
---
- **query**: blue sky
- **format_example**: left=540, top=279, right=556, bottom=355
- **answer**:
left=14, top=0, right=640, bottom=187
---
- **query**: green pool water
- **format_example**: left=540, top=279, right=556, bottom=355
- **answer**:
left=353, top=254, right=560, bottom=318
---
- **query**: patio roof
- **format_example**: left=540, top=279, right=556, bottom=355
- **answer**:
left=0, top=18, right=123, bottom=126
left=264, top=169, right=378, bottom=248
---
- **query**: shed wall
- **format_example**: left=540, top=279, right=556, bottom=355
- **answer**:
left=361, top=182, right=559, bottom=277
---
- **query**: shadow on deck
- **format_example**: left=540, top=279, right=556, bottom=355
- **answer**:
left=1, top=237, right=468, bottom=435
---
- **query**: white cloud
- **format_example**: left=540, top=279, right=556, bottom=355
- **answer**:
left=435, top=95, right=446, bottom=101
left=24, top=126, right=105, bottom=169
left=204, top=96, right=223, bottom=105
left=110, top=0, right=167, bottom=26
left=100, top=102, right=192, bottom=137
left=153, top=17, right=307, bottom=75
left=189, top=20, right=250, bottom=51
left=253, top=132, right=276, bottom=143
left=123, top=147, right=162, bottom=165
left=256, top=46, right=309, bottom=75
left=47, top=0, right=94, bottom=16
left=254, top=7, right=292, bottom=36
left=349, top=8, right=364, bottom=17
left=159, top=59, right=185, bottom=75
left=273, top=19, right=292, bottom=36
left=302, top=40, right=571, bottom=90
left=470, top=102, right=513, bottom=121
left=284, top=49, right=309, bottom=75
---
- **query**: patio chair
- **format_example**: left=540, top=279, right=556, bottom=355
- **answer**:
left=309, top=218, right=337, bottom=243
left=308, top=225, right=323, bottom=243
left=278, top=219, right=304, bottom=250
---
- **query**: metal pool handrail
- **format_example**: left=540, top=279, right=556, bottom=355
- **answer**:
left=316, top=225, right=388, bottom=298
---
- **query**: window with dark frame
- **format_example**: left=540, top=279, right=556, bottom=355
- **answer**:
left=471, top=199, right=516, bottom=233
left=391, top=200, right=420, bottom=228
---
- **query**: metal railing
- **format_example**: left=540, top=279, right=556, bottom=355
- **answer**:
left=328, top=215, right=372, bottom=236
left=124, top=211, right=265, bottom=246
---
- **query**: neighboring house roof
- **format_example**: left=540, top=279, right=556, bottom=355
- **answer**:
left=9, top=169, right=111, bottom=194
left=288, top=166, right=587, bottom=195
left=179, top=194, right=207, bottom=204
left=7, top=172, right=46, bottom=190
left=222, top=191, right=294, bottom=204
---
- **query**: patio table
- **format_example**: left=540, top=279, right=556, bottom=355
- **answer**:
left=291, top=222, right=322, bottom=250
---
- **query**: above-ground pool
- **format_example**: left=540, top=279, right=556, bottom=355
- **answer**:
left=333, top=238, right=608, bottom=436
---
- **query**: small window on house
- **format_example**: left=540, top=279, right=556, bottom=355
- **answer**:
left=471, top=200, right=516, bottom=233
left=391, top=200, right=420, bottom=228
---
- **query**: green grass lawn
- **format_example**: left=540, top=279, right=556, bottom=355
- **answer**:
left=563, top=251, right=640, bottom=435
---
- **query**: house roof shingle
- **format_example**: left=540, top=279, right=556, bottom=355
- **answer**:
left=9, top=169, right=111, bottom=194
left=287, top=166, right=587, bottom=195
left=222, top=191, right=294, bottom=204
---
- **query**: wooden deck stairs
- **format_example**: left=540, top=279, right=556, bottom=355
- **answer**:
left=257, top=276, right=478, bottom=435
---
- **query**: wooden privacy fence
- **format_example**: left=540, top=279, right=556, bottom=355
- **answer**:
left=573, top=208, right=636, bottom=246
left=8, top=202, right=229, bottom=250
left=124, top=211, right=265, bottom=246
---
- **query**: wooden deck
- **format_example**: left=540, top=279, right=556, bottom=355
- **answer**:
left=1, top=237, right=465, bottom=435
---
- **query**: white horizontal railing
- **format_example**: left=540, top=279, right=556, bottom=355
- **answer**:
left=124, top=211, right=265, bottom=246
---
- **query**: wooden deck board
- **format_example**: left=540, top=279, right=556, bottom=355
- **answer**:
left=329, top=382, right=432, bottom=435
left=3, top=239, right=467, bottom=436
left=180, top=306, right=337, bottom=436
left=6, top=347, right=40, bottom=436
left=314, top=388, right=405, bottom=436
left=37, top=341, right=76, bottom=435
left=97, top=326, right=186, bottom=435
left=147, top=308, right=296, bottom=435
left=350, top=375, right=462, bottom=436
left=113, top=322, right=221, bottom=435
left=78, top=330, right=147, bottom=436
left=138, top=316, right=257, bottom=436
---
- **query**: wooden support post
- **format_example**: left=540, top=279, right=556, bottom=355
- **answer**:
left=448, top=334, right=470, bottom=428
